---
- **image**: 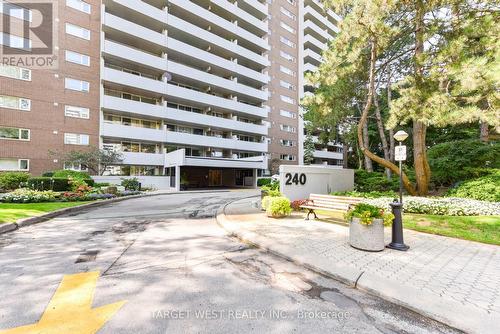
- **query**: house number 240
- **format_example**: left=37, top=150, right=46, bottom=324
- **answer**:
left=285, top=173, right=307, bottom=185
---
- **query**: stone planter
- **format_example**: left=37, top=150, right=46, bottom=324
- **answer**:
left=349, top=217, right=385, bottom=252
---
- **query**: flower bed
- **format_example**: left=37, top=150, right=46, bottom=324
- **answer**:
left=1, top=189, right=58, bottom=203
left=364, top=196, right=500, bottom=216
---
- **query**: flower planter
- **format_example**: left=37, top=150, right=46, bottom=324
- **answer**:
left=349, top=217, right=385, bottom=252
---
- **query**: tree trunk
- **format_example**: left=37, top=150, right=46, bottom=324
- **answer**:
left=363, top=121, right=373, bottom=172
left=413, top=0, right=431, bottom=195
left=357, top=38, right=416, bottom=195
left=480, top=122, right=489, bottom=142
left=373, top=94, right=391, bottom=179
left=387, top=77, right=395, bottom=163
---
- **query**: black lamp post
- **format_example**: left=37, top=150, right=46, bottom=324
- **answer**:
left=387, top=130, right=409, bottom=251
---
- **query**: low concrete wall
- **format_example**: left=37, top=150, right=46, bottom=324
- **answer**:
left=92, top=176, right=171, bottom=190
left=279, top=165, right=354, bottom=201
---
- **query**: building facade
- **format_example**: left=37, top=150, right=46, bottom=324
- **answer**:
left=1, top=0, right=343, bottom=188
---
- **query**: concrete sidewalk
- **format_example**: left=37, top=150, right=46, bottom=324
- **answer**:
left=216, top=196, right=500, bottom=334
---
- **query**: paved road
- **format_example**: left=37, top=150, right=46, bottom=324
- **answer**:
left=0, top=191, right=461, bottom=333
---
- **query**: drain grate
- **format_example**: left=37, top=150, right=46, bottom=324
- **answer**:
left=75, top=250, right=100, bottom=263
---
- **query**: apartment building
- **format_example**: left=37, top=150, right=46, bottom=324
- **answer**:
left=301, top=0, right=344, bottom=167
left=0, top=0, right=101, bottom=175
left=1, top=0, right=343, bottom=188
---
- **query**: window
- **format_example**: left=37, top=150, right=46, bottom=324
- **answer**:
left=280, top=50, right=295, bottom=62
left=0, top=158, right=29, bottom=171
left=64, top=133, right=89, bottom=145
left=0, top=127, right=30, bottom=140
left=0, top=65, right=31, bottom=80
left=65, top=50, right=90, bottom=66
left=280, top=22, right=296, bottom=34
left=280, top=7, right=296, bottom=21
left=280, top=109, right=296, bottom=118
left=66, top=0, right=91, bottom=14
left=280, top=65, right=295, bottom=77
left=280, top=80, right=296, bottom=91
left=280, top=95, right=296, bottom=104
left=65, top=23, right=90, bottom=40
left=280, top=36, right=295, bottom=48
left=280, top=154, right=296, bottom=161
left=64, top=162, right=88, bottom=171
left=65, top=105, right=90, bottom=119
left=280, top=124, right=296, bottom=133
left=65, top=78, right=89, bottom=92
left=0, top=95, right=31, bottom=111
left=280, top=139, right=295, bottom=147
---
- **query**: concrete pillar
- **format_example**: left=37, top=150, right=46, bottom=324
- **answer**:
left=174, top=166, right=181, bottom=191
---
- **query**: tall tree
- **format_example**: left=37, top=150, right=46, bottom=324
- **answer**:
left=303, top=132, right=316, bottom=165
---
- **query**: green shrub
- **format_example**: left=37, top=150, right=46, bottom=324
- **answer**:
left=331, top=190, right=398, bottom=199
left=27, top=177, right=71, bottom=191
left=266, top=196, right=292, bottom=217
left=354, top=170, right=400, bottom=192
left=261, top=196, right=272, bottom=210
left=345, top=203, right=394, bottom=225
left=2, top=189, right=58, bottom=203
left=94, top=182, right=110, bottom=187
left=428, top=140, right=500, bottom=185
left=257, top=178, right=272, bottom=187
left=52, top=170, right=91, bottom=180
left=42, top=171, right=54, bottom=177
left=121, top=177, right=141, bottom=190
left=0, top=172, right=30, bottom=190
left=446, top=171, right=500, bottom=202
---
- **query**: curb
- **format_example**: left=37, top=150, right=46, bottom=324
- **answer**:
left=215, top=197, right=498, bottom=334
left=1, top=189, right=230, bottom=235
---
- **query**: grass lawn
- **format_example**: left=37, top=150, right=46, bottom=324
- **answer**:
left=312, top=210, right=500, bottom=245
left=0, top=202, right=91, bottom=224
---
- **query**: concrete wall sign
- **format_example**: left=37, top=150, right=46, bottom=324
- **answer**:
left=279, top=165, right=354, bottom=201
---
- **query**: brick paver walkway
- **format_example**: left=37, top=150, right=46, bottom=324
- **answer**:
left=218, top=196, right=500, bottom=334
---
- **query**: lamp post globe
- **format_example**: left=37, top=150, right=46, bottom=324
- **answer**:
left=394, top=130, right=409, bottom=142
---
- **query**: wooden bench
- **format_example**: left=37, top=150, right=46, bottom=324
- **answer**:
left=300, top=194, right=364, bottom=220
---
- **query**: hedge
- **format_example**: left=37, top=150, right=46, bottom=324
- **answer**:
left=0, top=172, right=30, bottom=190
left=27, top=177, right=95, bottom=191
left=257, top=178, right=273, bottom=187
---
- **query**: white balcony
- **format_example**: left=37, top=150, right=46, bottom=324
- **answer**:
left=110, top=0, right=167, bottom=24
left=304, top=49, right=323, bottom=65
left=122, top=152, right=165, bottom=166
left=166, top=37, right=269, bottom=85
left=240, top=0, right=268, bottom=18
left=166, top=83, right=268, bottom=118
left=303, top=63, right=318, bottom=73
left=103, top=67, right=166, bottom=94
left=102, top=95, right=165, bottom=118
left=165, top=149, right=267, bottom=169
left=165, top=107, right=268, bottom=135
left=167, top=15, right=269, bottom=68
left=211, top=0, right=268, bottom=34
left=103, top=12, right=167, bottom=47
left=102, top=95, right=268, bottom=136
left=166, top=131, right=267, bottom=152
left=304, top=34, right=328, bottom=53
left=313, top=150, right=343, bottom=160
left=169, top=0, right=269, bottom=51
left=166, top=61, right=268, bottom=102
left=101, top=122, right=167, bottom=142
left=103, top=40, right=167, bottom=71
left=304, top=20, right=330, bottom=43
left=305, top=5, right=340, bottom=35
